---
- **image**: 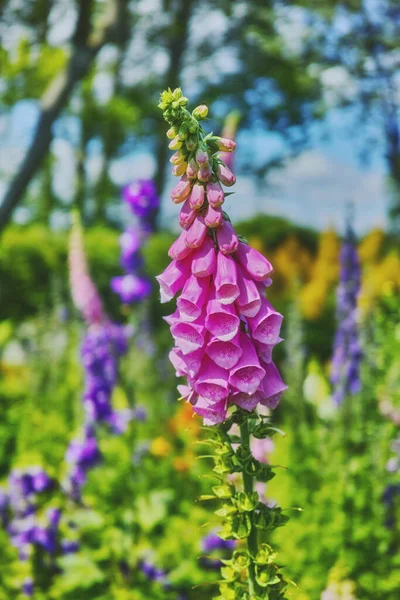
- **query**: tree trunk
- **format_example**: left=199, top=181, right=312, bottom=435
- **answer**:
left=0, top=0, right=127, bottom=234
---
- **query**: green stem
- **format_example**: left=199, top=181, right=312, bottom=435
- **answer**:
left=240, top=418, right=259, bottom=597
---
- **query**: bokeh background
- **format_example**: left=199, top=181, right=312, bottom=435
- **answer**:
left=0, top=1, right=399, bottom=599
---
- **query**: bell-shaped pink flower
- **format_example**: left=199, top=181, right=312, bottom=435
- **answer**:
left=168, top=231, right=193, bottom=260
left=192, top=396, right=227, bottom=425
left=163, top=309, right=181, bottom=327
left=247, top=298, right=283, bottom=345
left=177, top=275, right=210, bottom=322
left=229, top=332, right=266, bottom=395
left=195, top=357, right=229, bottom=402
left=205, top=299, right=240, bottom=341
left=217, top=163, right=236, bottom=186
left=206, top=333, right=242, bottom=370
left=205, top=204, right=223, bottom=228
left=185, top=215, right=208, bottom=248
left=171, top=175, right=192, bottom=204
left=206, top=181, right=224, bottom=208
left=170, top=320, right=205, bottom=355
left=215, top=252, right=239, bottom=305
left=186, top=158, right=199, bottom=179
left=189, top=183, right=205, bottom=210
left=259, top=362, right=287, bottom=409
left=169, top=347, right=187, bottom=377
left=156, top=257, right=192, bottom=303
left=179, top=198, right=197, bottom=229
left=169, top=347, right=203, bottom=379
left=216, top=220, right=239, bottom=255
left=235, top=242, right=273, bottom=281
left=231, top=391, right=263, bottom=412
left=177, top=384, right=196, bottom=404
left=191, top=237, right=217, bottom=277
left=255, top=338, right=282, bottom=364
left=236, top=265, right=262, bottom=317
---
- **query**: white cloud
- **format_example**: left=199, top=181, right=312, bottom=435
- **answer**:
left=266, top=150, right=387, bottom=233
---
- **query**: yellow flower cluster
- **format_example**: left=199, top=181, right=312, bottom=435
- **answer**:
left=299, top=228, right=340, bottom=320
left=245, top=226, right=397, bottom=319
left=272, top=235, right=313, bottom=291
left=359, top=230, right=400, bottom=312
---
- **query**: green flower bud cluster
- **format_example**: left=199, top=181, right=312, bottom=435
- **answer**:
left=200, top=410, right=290, bottom=600
left=159, top=87, right=236, bottom=185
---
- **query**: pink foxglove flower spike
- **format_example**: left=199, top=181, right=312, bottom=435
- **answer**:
left=157, top=88, right=289, bottom=599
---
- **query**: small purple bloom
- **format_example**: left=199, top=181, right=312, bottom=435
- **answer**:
left=123, top=179, right=160, bottom=219
left=22, top=577, right=34, bottom=597
left=201, top=531, right=235, bottom=553
left=61, top=539, right=80, bottom=554
left=111, top=274, right=152, bottom=304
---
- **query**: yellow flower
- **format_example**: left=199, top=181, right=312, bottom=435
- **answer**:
left=358, top=228, right=384, bottom=264
left=299, top=279, right=329, bottom=320
left=248, top=235, right=265, bottom=254
left=173, top=453, right=195, bottom=472
left=168, top=402, right=200, bottom=437
left=150, top=437, right=172, bottom=457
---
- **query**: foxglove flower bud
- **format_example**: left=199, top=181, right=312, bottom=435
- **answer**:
left=168, top=231, right=193, bottom=260
left=198, top=164, right=212, bottom=182
left=172, top=162, right=187, bottom=177
left=193, top=105, right=209, bottom=120
left=189, top=183, right=205, bottom=209
left=206, top=180, right=224, bottom=207
left=171, top=175, right=192, bottom=203
left=205, top=204, right=223, bottom=228
left=169, top=136, right=182, bottom=150
left=186, top=158, right=199, bottom=179
left=167, top=127, right=177, bottom=139
left=215, top=137, right=236, bottom=152
left=185, top=215, right=208, bottom=248
left=196, top=148, right=209, bottom=166
left=179, top=199, right=197, bottom=229
left=216, top=220, right=239, bottom=255
left=217, top=163, right=236, bottom=186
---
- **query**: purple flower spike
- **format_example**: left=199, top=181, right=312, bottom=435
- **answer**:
left=331, top=220, right=362, bottom=405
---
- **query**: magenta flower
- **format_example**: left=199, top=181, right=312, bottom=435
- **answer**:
left=157, top=97, right=286, bottom=426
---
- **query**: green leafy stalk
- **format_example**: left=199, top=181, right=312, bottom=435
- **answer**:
left=201, top=409, right=290, bottom=600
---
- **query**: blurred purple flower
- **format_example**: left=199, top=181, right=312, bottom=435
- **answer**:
left=65, top=426, right=102, bottom=500
left=111, top=274, right=152, bottom=304
left=201, top=530, right=235, bottom=553
left=331, top=221, right=362, bottom=405
left=81, top=323, right=130, bottom=425
left=123, top=179, right=160, bottom=219
left=61, top=539, right=80, bottom=554
left=22, top=577, right=34, bottom=597
left=140, top=559, right=170, bottom=589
